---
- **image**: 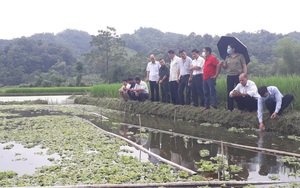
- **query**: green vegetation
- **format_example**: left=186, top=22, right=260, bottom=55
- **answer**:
left=2, top=27, right=300, bottom=88
left=90, top=84, right=120, bottom=98
left=0, top=105, right=201, bottom=186
left=0, top=87, right=91, bottom=95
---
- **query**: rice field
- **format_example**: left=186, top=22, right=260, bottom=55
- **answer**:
left=0, top=87, right=91, bottom=95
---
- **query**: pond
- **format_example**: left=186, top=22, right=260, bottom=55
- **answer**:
left=0, top=142, right=60, bottom=176
left=1, top=104, right=300, bottom=186
left=82, top=107, right=300, bottom=182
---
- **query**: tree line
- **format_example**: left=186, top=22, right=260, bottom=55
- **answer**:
left=0, top=27, right=300, bottom=87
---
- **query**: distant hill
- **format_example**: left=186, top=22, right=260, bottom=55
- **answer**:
left=1, top=27, right=300, bottom=86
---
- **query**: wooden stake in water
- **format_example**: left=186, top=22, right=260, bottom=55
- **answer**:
left=101, top=108, right=103, bottom=122
left=138, top=114, right=142, bottom=136
left=221, top=140, right=225, bottom=180
left=173, top=109, right=176, bottom=123
left=138, top=114, right=142, bottom=161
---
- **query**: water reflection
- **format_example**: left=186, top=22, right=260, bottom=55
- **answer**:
left=0, top=142, right=60, bottom=176
left=120, top=125, right=300, bottom=181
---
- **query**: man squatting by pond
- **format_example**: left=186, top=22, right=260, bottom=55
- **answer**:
left=119, top=47, right=294, bottom=131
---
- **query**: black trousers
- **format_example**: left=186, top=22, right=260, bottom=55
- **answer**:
left=265, top=94, right=294, bottom=115
left=233, top=96, right=257, bottom=112
left=227, top=75, right=240, bottom=110
left=178, top=75, right=191, bottom=105
left=169, top=81, right=179, bottom=104
left=149, top=81, right=159, bottom=102
left=191, top=74, right=204, bottom=107
left=160, top=82, right=170, bottom=103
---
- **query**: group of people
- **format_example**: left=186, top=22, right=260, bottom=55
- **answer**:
left=119, top=45, right=294, bottom=131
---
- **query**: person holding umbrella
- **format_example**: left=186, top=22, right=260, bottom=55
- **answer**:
left=221, top=43, right=247, bottom=111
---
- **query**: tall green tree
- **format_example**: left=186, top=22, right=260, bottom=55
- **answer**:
left=75, top=61, right=83, bottom=86
left=86, top=27, right=126, bottom=83
left=274, top=37, right=300, bottom=75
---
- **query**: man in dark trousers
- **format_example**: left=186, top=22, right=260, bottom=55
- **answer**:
left=257, top=86, right=294, bottom=131
left=190, top=49, right=205, bottom=107
left=146, top=54, right=160, bottom=102
left=177, top=50, right=192, bottom=105
left=158, top=59, right=170, bottom=103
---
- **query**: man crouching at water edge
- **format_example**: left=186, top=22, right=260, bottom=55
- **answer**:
left=229, top=73, right=259, bottom=112
left=257, top=86, right=294, bottom=131
left=129, top=76, right=149, bottom=102
left=119, top=79, right=131, bottom=101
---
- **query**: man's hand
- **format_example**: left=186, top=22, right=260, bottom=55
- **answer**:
left=270, top=112, right=277, bottom=119
left=259, top=122, right=265, bottom=131
left=145, top=78, right=149, bottom=82
left=211, top=75, right=218, bottom=79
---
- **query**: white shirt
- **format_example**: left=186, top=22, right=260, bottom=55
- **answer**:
left=146, top=61, right=160, bottom=81
left=122, top=83, right=131, bottom=89
left=177, top=56, right=192, bottom=76
left=229, top=80, right=260, bottom=98
left=257, top=86, right=283, bottom=123
left=191, top=56, right=205, bottom=75
left=134, top=80, right=149, bottom=93
left=169, top=55, right=180, bottom=82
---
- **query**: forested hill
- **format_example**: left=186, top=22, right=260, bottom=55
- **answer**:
left=122, top=28, right=285, bottom=64
left=1, top=27, right=300, bottom=86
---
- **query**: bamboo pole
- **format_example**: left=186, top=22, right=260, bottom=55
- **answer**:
left=221, top=140, right=225, bottom=180
left=173, top=109, right=176, bottom=123
left=81, top=118, right=197, bottom=175
left=90, top=112, right=109, bottom=121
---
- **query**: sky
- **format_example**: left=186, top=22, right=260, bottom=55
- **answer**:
left=1, top=0, right=299, bottom=40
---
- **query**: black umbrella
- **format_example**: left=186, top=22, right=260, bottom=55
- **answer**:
left=217, top=36, right=250, bottom=64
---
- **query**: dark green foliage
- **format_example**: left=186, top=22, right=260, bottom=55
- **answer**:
left=2, top=27, right=300, bottom=87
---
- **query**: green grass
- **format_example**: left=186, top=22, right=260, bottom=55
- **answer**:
left=90, top=84, right=121, bottom=98
left=0, top=87, right=91, bottom=95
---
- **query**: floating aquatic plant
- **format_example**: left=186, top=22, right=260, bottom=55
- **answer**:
left=199, top=149, right=210, bottom=157
left=3, top=144, right=14, bottom=150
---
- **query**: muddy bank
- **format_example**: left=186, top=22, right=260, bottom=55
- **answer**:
left=74, top=96, right=300, bottom=136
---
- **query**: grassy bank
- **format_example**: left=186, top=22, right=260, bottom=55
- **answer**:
left=75, top=96, right=300, bottom=136
left=89, top=76, right=299, bottom=110
left=0, top=87, right=91, bottom=96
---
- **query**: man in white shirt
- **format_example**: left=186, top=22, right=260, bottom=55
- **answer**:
left=190, top=49, right=205, bottom=107
left=130, top=76, right=149, bottom=102
left=257, top=85, right=294, bottom=131
left=168, top=50, right=180, bottom=104
left=146, top=54, right=160, bottom=102
left=177, top=50, right=192, bottom=105
left=119, top=79, right=131, bottom=101
left=229, top=73, right=259, bottom=112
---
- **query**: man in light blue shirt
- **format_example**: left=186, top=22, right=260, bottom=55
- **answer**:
left=257, top=86, right=294, bottom=131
